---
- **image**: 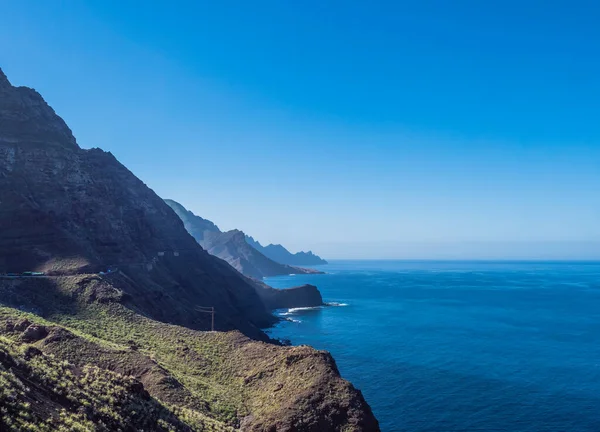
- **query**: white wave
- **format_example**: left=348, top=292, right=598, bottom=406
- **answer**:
left=287, top=306, right=323, bottom=313
left=326, top=302, right=349, bottom=307
left=278, top=306, right=323, bottom=317
left=279, top=303, right=348, bottom=316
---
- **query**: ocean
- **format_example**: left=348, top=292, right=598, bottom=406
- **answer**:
left=264, top=260, right=600, bottom=432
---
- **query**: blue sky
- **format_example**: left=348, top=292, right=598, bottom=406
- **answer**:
left=2, top=1, right=599, bottom=259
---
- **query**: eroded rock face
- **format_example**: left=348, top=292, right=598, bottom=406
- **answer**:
left=20, top=324, right=48, bottom=342
left=0, top=67, right=273, bottom=338
left=254, top=282, right=324, bottom=310
left=0, top=68, right=77, bottom=149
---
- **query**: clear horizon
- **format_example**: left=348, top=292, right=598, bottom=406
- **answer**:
left=309, top=256, right=600, bottom=262
left=309, top=241, right=600, bottom=261
left=2, top=2, right=599, bottom=260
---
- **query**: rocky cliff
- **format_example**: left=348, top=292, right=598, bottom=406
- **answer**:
left=0, top=276, right=379, bottom=431
left=165, top=199, right=322, bottom=279
left=0, top=68, right=379, bottom=431
left=252, top=280, right=324, bottom=310
left=0, top=68, right=274, bottom=339
left=246, top=235, right=328, bottom=266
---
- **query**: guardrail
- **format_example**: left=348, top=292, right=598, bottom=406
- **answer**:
left=0, top=272, right=46, bottom=277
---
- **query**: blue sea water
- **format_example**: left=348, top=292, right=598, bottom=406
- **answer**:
left=264, top=261, right=600, bottom=432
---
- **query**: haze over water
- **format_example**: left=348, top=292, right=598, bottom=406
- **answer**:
left=266, top=260, right=600, bottom=432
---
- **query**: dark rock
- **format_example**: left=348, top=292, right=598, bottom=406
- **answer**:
left=0, top=348, right=17, bottom=368
left=42, top=327, right=76, bottom=343
left=13, top=319, right=31, bottom=332
left=23, top=346, right=43, bottom=359
left=4, top=320, right=15, bottom=332
left=127, top=339, right=139, bottom=351
left=21, top=324, right=48, bottom=342
left=254, top=283, right=324, bottom=310
left=128, top=379, right=150, bottom=398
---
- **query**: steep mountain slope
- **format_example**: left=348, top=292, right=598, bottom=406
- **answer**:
left=246, top=236, right=328, bottom=266
left=0, top=68, right=379, bottom=431
left=0, top=67, right=274, bottom=339
left=165, top=199, right=321, bottom=279
left=163, top=198, right=221, bottom=242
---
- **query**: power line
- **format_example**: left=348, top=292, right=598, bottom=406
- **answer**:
left=195, top=306, right=215, bottom=331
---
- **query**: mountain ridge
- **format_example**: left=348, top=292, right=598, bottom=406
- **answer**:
left=0, top=67, right=379, bottom=430
left=245, top=235, right=328, bottom=266
left=0, top=68, right=275, bottom=339
left=165, top=199, right=322, bottom=279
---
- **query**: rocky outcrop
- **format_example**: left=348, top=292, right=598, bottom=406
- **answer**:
left=252, top=280, right=324, bottom=310
left=0, top=68, right=77, bottom=149
left=165, top=199, right=323, bottom=279
left=246, top=235, right=328, bottom=266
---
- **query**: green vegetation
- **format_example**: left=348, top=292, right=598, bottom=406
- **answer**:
left=0, top=306, right=237, bottom=431
left=0, top=275, right=375, bottom=431
left=0, top=65, right=376, bottom=431
left=0, top=336, right=186, bottom=431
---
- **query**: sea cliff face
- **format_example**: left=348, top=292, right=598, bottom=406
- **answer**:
left=252, top=280, right=324, bottom=310
left=0, top=67, right=379, bottom=431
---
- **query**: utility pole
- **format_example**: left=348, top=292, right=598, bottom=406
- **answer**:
left=196, top=306, right=215, bottom=332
